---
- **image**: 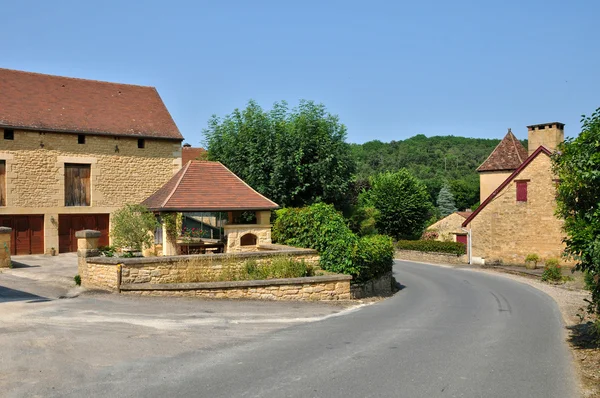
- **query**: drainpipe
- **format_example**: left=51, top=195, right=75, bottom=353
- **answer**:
left=460, top=227, right=472, bottom=264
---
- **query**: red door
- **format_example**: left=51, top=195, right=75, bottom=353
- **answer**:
left=456, top=234, right=468, bottom=246
left=0, top=215, right=45, bottom=255
left=58, top=214, right=109, bottom=253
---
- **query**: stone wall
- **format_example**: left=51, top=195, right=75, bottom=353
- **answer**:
left=0, top=227, right=11, bottom=268
left=0, top=128, right=181, bottom=253
left=465, top=153, right=568, bottom=265
left=350, top=272, right=395, bottom=299
left=120, top=276, right=352, bottom=301
left=395, top=250, right=468, bottom=265
left=479, top=170, right=512, bottom=203
left=224, top=224, right=272, bottom=252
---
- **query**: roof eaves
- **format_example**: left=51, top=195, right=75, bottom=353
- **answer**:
left=462, top=146, right=552, bottom=228
left=0, top=123, right=184, bottom=141
left=162, top=162, right=192, bottom=208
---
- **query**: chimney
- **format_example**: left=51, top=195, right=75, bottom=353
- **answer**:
left=526, top=122, right=564, bottom=155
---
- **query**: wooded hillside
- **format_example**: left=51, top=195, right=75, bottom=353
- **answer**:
left=350, top=135, right=527, bottom=211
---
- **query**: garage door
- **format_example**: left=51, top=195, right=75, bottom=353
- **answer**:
left=58, top=214, right=109, bottom=253
left=0, top=215, right=45, bottom=255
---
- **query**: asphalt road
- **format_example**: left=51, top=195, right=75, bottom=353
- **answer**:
left=48, top=260, right=576, bottom=398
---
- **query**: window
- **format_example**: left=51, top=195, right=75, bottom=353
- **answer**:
left=64, top=163, right=91, bottom=206
left=78, top=134, right=85, bottom=144
left=516, top=181, right=528, bottom=202
left=4, top=129, right=14, bottom=140
left=138, top=139, right=145, bottom=149
left=0, top=160, right=5, bottom=206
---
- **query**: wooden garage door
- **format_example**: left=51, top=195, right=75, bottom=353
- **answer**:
left=58, top=214, right=109, bottom=253
left=0, top=215, right=44, bottom=255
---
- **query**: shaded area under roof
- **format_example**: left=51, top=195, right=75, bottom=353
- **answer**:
left=0, top=68, right=183, bottom=140
left=141, top=161, right=280, bottom=212
left=477, top=129, right=528, bottom=172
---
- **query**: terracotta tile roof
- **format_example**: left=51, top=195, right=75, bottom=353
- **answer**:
left=182, top=146, right=207, bottom=165
left=456, top=211, right=473, bottom=219
left=0, top=68, right=183, bottom=140
left=463, top=146, right=552, bottom=227
left=141, top=161, right=279, bottom=211
left=477, top=129, right=528, bottom=172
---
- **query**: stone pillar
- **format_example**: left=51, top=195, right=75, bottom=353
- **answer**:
left=0, top=227, right=12, bottom=268
left=76, top=230, right=101, bottom=284
left=162, top=223, right=178, bottom=256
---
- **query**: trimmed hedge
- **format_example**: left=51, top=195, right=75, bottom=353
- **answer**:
left=396, top=240, right=466, bottom=256
left=273, top=203, right=393, bottom=283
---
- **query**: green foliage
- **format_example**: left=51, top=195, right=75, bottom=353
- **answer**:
left=162, top=213, right=180, bottom=242
left=74, top=274, right=81, bottom=286
left=396, top=240, right=466, bottom=255
left=110, top=204, right=158, bottom=252
left=204, top=100, right=356, bottom=209
left=243, top=257, right=314, bottom=280
left=352, top=235, right=394, bottom=282
left=525, top=253, right=540, bottom=269
left=350, top=135, right=513, bottom=210
left=584, top=270, right=597, bottom=291
left=541, top=260, right=562, bottom=282
left=272, top=203, right=393, bottom=282
left=349, top=206, right=380, bottom=236
left=98, top=246, right=116, bottom=257
left=363, top=169, right=433, bottom=240
left=553, top=107, right=600, bottom=314
left=436, top=183, right=458, bottom=217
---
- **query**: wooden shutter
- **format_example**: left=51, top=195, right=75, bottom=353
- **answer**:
left=65, top=164, right=91, bottom=206
left=0, top=160, right=5, bottom=206
left=516, top=181, right=528, bottom=202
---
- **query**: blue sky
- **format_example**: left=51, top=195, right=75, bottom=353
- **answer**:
left=1, top=0, right=598, bottom=144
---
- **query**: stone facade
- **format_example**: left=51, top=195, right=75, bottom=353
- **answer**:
left=224, top=224, right=272, bottom=252
left=395, top=250, right=468, bottom=265
left=0, top=129, right=181, bottom=253
left=479, top=170, right=512, bottom=203
left=465, top=153, right=566, bottom=265
left=0, top=227, right=11, bottom=268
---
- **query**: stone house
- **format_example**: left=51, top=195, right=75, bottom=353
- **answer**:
left=425, top=211, right=472, bottom=243
left=462, top=123, right=566, bottom=265
left=0, top=68, right=183, bottom=255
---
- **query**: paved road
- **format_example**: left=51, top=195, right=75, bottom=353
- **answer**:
left=2, top=261, right=577, bottom=397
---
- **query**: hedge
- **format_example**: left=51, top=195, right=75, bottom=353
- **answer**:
left=396, top=240, right=466, bottom=255
left=273, top=203, right=393, bottom=283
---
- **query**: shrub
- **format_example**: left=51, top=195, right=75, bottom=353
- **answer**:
left=541, top=259, right=562, bottom=282
left=110, top=204, right=158, bottom=252
left=352, top=235, right=394, bottom=282
left=273, top=203, right=393, bottom=282
left=396, top=240, right=466, bottom=255
left=98, top=246, right=116, bottom=257
left=74, top=274, right=81, bottom=286
left=525, top=253, right=540, bottom=269
left=243, top=257, right=314, bottom=280
left=584, top=270, right=597, bottom=291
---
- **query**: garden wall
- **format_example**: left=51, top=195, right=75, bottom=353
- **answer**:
left=350, top=271, right=395, bottom=299
left=395, top=249, right=468, bottom=265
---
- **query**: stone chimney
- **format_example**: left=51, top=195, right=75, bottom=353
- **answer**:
left=527, top=122, right=564, bottom=155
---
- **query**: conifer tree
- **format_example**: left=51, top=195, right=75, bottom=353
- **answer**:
left=437, top=183, right=457, bottom=217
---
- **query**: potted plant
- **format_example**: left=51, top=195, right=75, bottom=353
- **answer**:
left=50, top=247, right=57, bottom=256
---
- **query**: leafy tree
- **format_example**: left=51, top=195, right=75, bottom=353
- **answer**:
left=204, top=100, right=356, bottom=209
left=552, top=107, right=600, bottom=315
left=363, top=169, right=433, bottom=239
left=110, top=204, right=158, bottom=252
left=436, top=183, right=458, bottom=217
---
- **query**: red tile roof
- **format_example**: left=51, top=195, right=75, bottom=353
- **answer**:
left=0, top=68, right=183, bottom=140
left=456, top=211, right=473, bottom=219
left=141, top=161, right=279, bottom=211
left=463, top=146, right=552, bottom=227
left=477, top=129, right=528, bottom=172
left=182, top=146, right=207, bottom=165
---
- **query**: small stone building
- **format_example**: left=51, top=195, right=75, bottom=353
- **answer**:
left=0, top=68, right=183, bottom=254
left=425, top=211, right=472, bottom=243
left=462, top=123, right=566, bottom=265
left=141, top=160, right=279, bottom=254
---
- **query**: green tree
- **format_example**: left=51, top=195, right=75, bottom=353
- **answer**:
left=110, top=204, right=158, bottom=252
left=552, top=107, right=600, bottom=315
left=204, top=100, right=356, bottom=209
left=363, top=169, right=433, bottom=239
left=436, top=183, right=458, bottom=217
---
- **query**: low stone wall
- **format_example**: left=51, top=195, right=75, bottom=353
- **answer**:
left=0, top=227, right=11, bottom=268
left=120, top=275, right=352, bottom=301
left=395, top=250, right=468, bottom=265
left=351, top=272, right=395, bottom=299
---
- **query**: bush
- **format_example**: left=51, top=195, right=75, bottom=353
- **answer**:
left=584, top=270, right=597, bottom=291
left=110, top=204, right=158, bottom=252
left=541, top=259, right=562, bottom=282
left=98, top=246, right=116, bottom=257
left=525, top=253, right=540, bottom=270
left=273, top=203, right=393, bottom=282
left=74, top=274, right=81, bottom=286
left=352, top=235, right=394, bottom=282
left=396, top=240, right=466, bottom=255
left=243, top=257, right=314, bottom=280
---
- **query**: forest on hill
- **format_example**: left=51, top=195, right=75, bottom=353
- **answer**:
left=350, top=135, right=527, bottom=211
